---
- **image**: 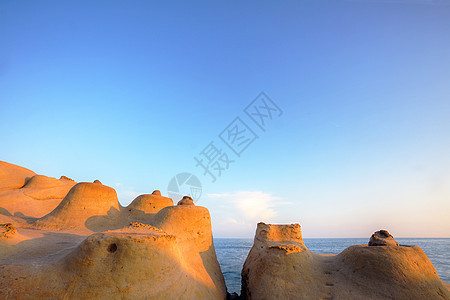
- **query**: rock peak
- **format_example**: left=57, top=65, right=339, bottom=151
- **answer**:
left=177, top=196, right=194, bottom=206
left=368, top=229, right=399, bottom=246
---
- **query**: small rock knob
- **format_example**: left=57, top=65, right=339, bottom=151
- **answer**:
left=177, top=196, right=194, bottom=206
left=368, top=230, right=399, bottom=246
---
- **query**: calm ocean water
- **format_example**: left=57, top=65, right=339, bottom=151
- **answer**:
left=214, top=238, right=450, bottom=294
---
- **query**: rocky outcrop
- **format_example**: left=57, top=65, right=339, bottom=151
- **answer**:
left=177, top=195, right=194, bottom=206
left=123, top=193, right=174, bottom=225
left=0, top=223, right=16, bottom=239
left=34, top=182, right=121, bottom=232
left=241, top=222, right=450, bottom=299
left=0, top=162, right=226, bottom=299
left=0, top=163, right=77, bottom=218
left=368, top=229, right=399, bottom=246
left=0, top=161, right=36, bottom=192
left=127, top=193, right=173, bottom=215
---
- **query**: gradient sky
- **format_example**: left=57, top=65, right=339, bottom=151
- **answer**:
left=1, top=0, right=449, bottom=238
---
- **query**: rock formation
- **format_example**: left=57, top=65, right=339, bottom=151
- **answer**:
left=368, top=229, right=399, bottom=246
left=177, top=195, right=195, bottom=206
left=1, top=161, right=448, bottom=299
left=0, top=161, right=36, bottom=192
left=34, top=182, right=121, bottom=232
left=0, top=162, right=226, bottom=299
left=0, top=161, right=77, bottom=218
left=241, top=222, right=450, bottom=299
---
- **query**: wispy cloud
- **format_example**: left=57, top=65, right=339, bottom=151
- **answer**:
left=209, top=191, right=279, bottom=222
left=207, top=191, right=290, bottom=237
left=115, top=183, right=141, bottom=206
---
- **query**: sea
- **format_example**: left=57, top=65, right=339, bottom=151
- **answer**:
left=214, top=238, right=450, bottom=295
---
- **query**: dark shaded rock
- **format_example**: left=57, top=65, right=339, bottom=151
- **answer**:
left=177, top=196, right=194, bottom=206
left=0, top=223, right=16, bottom=238
left=60, top=176, right=75, bottom=182
left=368, top=230, right=399, bottom=246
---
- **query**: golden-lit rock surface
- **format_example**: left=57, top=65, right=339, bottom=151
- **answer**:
left=0, top=162, right=226, bottom=299
left=241, top=222, right=450, bottom=299
left=0, top=161, right=77, bottom=218
left=0, top=161, right=36, bottom=192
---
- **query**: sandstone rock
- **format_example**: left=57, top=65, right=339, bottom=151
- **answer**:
left=60, top=175, right=75, bottom=182
left=241, top=222, right=450, bottom=299
left=0, top=223, right=16, bottom=239
left=152, top=190, right=161, bottom=196
left=0, top=161, right=36, bottom=192
left=124, top=194, right=174, bottom=224
left=0, top=162, right=226, bottom=299
left=93, top=179, right=102, bottom=184
left=0, top=203, right=226, bottom=299
left=177, top=195, right=194, bottom=206
left=34, top=182, right=120, bottom=232
left=127, top=194, right=173, bottom=214
left=0, top=165, right=77, bottom=218
left=368, top=229, right=399, bottom=246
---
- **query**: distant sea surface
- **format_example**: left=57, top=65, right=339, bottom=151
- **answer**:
left=214, top=238, right=450, bottom=295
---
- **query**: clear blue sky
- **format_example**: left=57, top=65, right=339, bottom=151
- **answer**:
left=1, top=0, right=449, bottom=238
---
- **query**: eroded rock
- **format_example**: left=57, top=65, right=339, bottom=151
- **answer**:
left=0, top=162, right=226, bottom=299
left=0, top=223, right=16, bottom=239
left=177, top=196, right=194, bottom=206
left=241, top=223, right=449, bottom=300
left=368, top=229, right=399, bottom=246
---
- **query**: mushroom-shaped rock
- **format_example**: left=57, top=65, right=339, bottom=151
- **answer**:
left=152, top=190, right=161, bottom=196
left=93, top=180, right=102, bottom=184
left=125, top=194, right=174, bottom=222
left=368, top=229, right=399, bottom=246
left=0, top=206, right=227, bottom=299
left=177, top=196, right=194, bottom=206
left=241, top=223, right=450, bottom=300
left=34, top=182, right=120, bottom=231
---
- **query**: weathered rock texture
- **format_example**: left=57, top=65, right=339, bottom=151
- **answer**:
left=0, top=162, right=226, bottom=299
left=241, top=222, right=450, bottom=299
left=177, top=195, right=195, bottom=206
left=368, top=229, right=399, bottom=246
left=0, top=161, right=77, bottom=218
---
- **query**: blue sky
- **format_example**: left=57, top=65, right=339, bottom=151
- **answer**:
left=1, top=0, right=449, bottom=238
